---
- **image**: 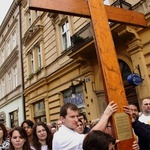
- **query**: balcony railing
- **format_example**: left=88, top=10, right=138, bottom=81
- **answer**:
left=70, top=23, right=93, bottom=51
left=111, top=0, right=150, bottom=15
left=111, top=0, right=132, bottom=10
left=132, top=0, right=150, bottom=15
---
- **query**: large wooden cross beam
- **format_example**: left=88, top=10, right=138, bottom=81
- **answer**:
left=29, top=0, right=146, bottom=27
left=29, top=0, right=147, bottom=149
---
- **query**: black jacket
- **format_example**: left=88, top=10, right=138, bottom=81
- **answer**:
left=132, top=120, right=150, bottom=150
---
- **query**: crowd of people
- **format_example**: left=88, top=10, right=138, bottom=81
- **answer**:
left=0, top=98, right=150, bottom=150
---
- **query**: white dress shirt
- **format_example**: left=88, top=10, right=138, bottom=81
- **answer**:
left=53, top=125, right=85, bottom=150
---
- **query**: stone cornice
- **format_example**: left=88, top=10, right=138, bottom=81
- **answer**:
left=0, top=48, right=19, bottom=78
left=0, top=1, right=18, bottom=34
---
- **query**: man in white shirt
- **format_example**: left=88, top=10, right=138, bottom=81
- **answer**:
left=52, top=101, right=118, bottom=150
left=139, top=98, right=150, bottom=124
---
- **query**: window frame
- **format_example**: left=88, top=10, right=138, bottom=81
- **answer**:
left=13, top=66, right=18, bottom=88
left=8, top=72, right=12, bottom=92
left=37, top=45, right=42, bottom=68
left=12, top=31, right=16, bottom=49
left=10, top=110, right=19, bottom=128
left=61, top=20, right=71, bottom=51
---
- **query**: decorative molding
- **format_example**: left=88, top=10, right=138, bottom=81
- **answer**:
left=126, top=38, right=143, bottom=54
left=0, top=49, right=19, bottom=78
left=73, top=56, right=89, bottom=67
left=117, top=26, right=139, bottom=42
left=22, top=25, right=43, bottom=46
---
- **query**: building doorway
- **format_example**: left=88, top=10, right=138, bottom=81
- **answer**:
left=119, top=59, right=139, bottom=106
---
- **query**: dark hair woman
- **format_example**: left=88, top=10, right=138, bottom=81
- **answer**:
left=9, top=126, right=31, bottom=150
left=31, top=122, right=53, bottom=150
left=0, top=123, right=10, bottom=150
left=21, top=120, right=34, bottom=145
left=83, top=130, right=116, bottom=150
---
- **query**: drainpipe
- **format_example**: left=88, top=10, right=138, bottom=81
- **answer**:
left=16, top=0, right=26, bottom=120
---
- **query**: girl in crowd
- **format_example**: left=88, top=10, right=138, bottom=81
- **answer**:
left=9, top=126, right=31, bottom=150
left=21, top=120, right=34, bottom=145
left=31, top=122, right=53, bottom=150
left=0, top=123, right=10, bottom=150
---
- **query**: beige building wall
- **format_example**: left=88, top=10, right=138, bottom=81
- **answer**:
left=21, top=0, right=150, bottom=123
left=0, top=1, right=24, bottom=127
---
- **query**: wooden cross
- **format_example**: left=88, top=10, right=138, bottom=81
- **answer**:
left=29, top=0, right=147, bottom=149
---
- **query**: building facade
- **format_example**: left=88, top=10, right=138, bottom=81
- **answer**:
left=0, top=1, right=24, bottom=127
left=21, top=0, right=150, bottom=123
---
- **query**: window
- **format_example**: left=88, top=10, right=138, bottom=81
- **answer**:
left=37, top=45, right=42, bottom=68
left=2, top=49, right=4, bottom=63
left=35, top=10, right=38, bottom=19
left=119, top=59, right=131, bottom=81
left=13, top=66, right=18, bottom=88
left=118, top=59, right=138, bottom=105
left=12, top=32, right=16, bottom=49
left=8, top=72, right=12, bottom=92
left=63, top=85, right=85, bottom=108
left=2, top=78, right=5, bottom=97
left=61, top=20, right=71, bottom=51
left=10, top=110, right=18, bottom=128
left=28, top=11, right=32, bottom=26
left=30, top=52, right=34, bottom=73
left=34, top=101, right=46, bottom=123
left=7, top=40, right=11, bottom=56
left=28, top=44, right=43, bottom=76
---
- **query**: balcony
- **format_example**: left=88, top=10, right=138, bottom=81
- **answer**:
left=70, top=23, right=93, bottom=51
left=68, top=23, right=96, bottom=61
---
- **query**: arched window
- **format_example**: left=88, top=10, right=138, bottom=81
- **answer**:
left=119, top=59, right=138, bottom=106
left=119, top=59, right=131, bottom=81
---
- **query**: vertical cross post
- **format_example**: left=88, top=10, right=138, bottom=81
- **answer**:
left=88, top=0, right=134, bottom=149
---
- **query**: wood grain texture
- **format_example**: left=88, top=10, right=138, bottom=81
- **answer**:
left=29, top=0, right=147, bottom=27
left=88, top=0, right=134, bottom=149
left=29, top=0, right=143, bottom=149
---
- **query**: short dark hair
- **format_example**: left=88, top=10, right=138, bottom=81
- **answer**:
left=60, top=103, right=78, bottom=118
left=21, top=119, right=34, bottom=128
left=83, top=130, right=115, bottom=150
left=78, top=119, right=83, bottom=124
left=129, top=103, right=140, bottom=112
left=78, top=112, right=87, bottom=121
